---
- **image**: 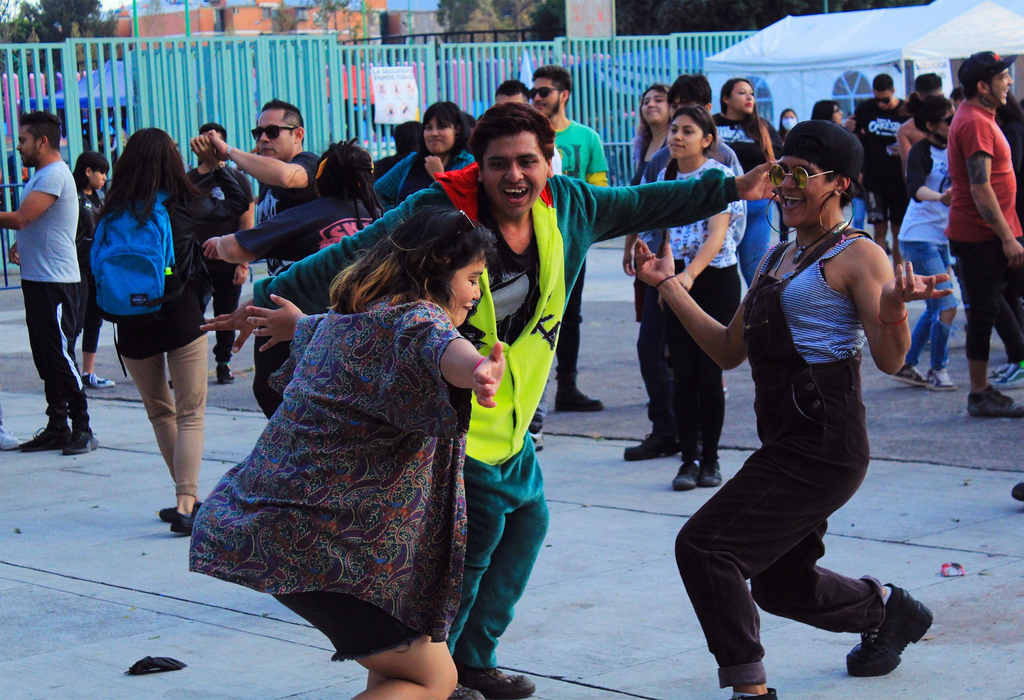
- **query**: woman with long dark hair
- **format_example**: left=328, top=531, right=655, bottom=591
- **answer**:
left=202, top=139, right=383, bottom=418
left=655, top=106, right=743, bottom=491
left=714, top=78, right=782, bottom=286
left=191, top=207, right=503, bottom=700
left=633, top=120, right=943, bottom=698
left=374, top=101, right=474, bottom=210
left=98, top=128, right=225, bottom=535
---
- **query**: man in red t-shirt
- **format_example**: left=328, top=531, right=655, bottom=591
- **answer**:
left=947, top=51, right=1024, bottom=418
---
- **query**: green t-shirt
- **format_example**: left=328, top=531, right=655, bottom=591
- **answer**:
left=555, top=121, right=608, bottom=183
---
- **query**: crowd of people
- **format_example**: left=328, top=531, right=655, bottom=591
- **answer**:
left=1, top=51, right=1023, bottom=700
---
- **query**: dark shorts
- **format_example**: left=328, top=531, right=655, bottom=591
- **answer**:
left=274, top=591, right=422, bottom=661
left=865, top=178, right=909, bottom=226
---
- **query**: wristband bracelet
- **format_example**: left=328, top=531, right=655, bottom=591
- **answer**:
left=656, top=274, right=676, bottom=289
left=473, top=356, right=486, bottom=372
left=879, top=309, right=908, bottom=325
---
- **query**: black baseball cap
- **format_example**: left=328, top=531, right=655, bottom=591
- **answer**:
left=781, top=120, right=864, bottom=181
left=958, top=51, right=1014, bottom=88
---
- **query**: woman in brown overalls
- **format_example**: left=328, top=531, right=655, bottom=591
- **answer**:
left=633, top=120, right=949, bottom=699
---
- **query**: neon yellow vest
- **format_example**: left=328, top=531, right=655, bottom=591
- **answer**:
left=465, top=197, right=566, bottom=465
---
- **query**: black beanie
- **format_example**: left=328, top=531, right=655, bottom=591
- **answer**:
left=781, top=120, right=864, bottom=180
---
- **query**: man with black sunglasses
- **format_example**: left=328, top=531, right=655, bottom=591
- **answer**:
left=853, top=73, right=911, bottom=263
left=192, top=98, right=319, bottom=416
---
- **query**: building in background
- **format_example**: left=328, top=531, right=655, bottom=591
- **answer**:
left=381, top=0, right=442, bottom=39
left=114, top=0, right=386, bottom=39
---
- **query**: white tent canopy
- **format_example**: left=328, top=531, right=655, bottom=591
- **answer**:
left=704, top=0, right=1024, bottom=124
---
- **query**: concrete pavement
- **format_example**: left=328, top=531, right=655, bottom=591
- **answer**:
left=2, top=245, right=1024, bottom=699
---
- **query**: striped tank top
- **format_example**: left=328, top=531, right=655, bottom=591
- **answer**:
left=760, top=237, right=867, bottom=364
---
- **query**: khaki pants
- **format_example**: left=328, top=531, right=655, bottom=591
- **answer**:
left=124, top=335, right=208, bottom=498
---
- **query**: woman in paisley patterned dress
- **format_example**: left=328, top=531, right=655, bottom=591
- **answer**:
left=189, top=207, right=502, bottom=699
left=655, top=106, right=744, bottom=492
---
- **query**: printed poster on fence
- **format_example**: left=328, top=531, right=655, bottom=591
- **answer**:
left=371, top=66, right=419, bottom=124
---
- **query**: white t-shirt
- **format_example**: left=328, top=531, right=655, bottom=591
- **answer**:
left=657, top=158, right=741, bottom=268
left=16, top=160, right=80, bottom=283
left=899, top=144, right=950, bottom=245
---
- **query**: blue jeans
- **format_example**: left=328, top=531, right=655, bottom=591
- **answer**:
left=852, top=197, right=867, bottom=230
left=900, top=241, right=957, bottom=371
left=738, top=198, right=772, bottom=286
left=636, top=281, right=675, bottom=438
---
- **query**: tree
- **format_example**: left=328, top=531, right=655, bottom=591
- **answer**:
left=532, top=0, right=564, bottom=40
left=272, top=7, right=299, bottom=33
left=7, top=0, right=115, bottom=42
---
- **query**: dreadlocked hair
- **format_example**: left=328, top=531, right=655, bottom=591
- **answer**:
left=330, top=206, right=496, bottom=315
left=315, top=139, right=383, bottom=226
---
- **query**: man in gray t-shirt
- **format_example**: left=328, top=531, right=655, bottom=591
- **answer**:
left=2, top=112, right=95, bottom=454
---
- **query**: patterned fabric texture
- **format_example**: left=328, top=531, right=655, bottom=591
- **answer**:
left=190, top=301, right=471, bottom=642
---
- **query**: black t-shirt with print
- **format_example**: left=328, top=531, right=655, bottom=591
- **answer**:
left=255, top=151, right=319, bottom=223
left=854, top=99, right=908, bottom=184
left=713, top=114, right=782, bottom=174
left=235, top=196, right=375, bottom=263
left=461, top=195, right=540, bottom=347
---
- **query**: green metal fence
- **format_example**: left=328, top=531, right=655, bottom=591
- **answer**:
left=0, top=31, right=753, bottom=288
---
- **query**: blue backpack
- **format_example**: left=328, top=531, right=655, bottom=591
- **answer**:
left=91, top=197, right=181, bottom=322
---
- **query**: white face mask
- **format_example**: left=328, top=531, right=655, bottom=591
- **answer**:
left=781, top=116, right=798, bottom=131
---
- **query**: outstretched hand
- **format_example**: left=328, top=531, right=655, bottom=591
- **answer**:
left=632, top=238, right=676, bottom=288
left=885, top=260, right=952, bottom=305
left=472, top=343, right=505, bottom=408
left=200, top=294, right=304, bottom=354
left=735, top=161, right=774, bottom=201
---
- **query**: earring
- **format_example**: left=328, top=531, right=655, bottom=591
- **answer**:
left=765, top=192, right=783, bottom=235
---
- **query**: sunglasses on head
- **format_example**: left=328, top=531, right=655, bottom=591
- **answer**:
left=769, top=163, right=835, bottom=189
left=529, top=87, right=558, bottom=99
left=251, top=124, right=298, bottom=140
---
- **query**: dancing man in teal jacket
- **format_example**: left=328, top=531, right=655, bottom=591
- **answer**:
left=205, top=103, right=771, bottom=699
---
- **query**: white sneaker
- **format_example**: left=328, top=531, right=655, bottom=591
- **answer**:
left=993, top=362, right=1024, bottom=390
left=0, top=425, right=21, bottom=450
left=926, top=368, right=956, bottom=391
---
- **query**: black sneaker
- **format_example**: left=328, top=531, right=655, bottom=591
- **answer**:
left=62, top=429, right=98, bottom=455
left=554, top=385, right=604, bottom=412
left=216, top=362, right=234, bottom=384
left=672, top=460, right=699, bottom=491
left=19, top=426, right=71, bottom=452
left=846, top=584, right=933, bottom=677
left=967, top=386, right=1024, bottom=418
left=697, top=460, right=722, bottom=487
left=736, top=690, right=777, bottom=699
left=624, top=433, right=679, bottom=461
left=169, top=503, right=199, bottom=536
left=159, top=501, right=202, bottom=523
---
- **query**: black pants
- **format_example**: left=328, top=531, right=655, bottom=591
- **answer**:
left=77, top=275, right=103, bottom=355
left=203, top=259, right=243, bottom=364
left=950, top=238, right=1024, bottom=363
left=555, top=261, right=585, bottom=382
left=22, top=280, right=90, bottom=430
left=664, top=264, right=739, bottom=463
left=253, top=335, right=290, bottom=418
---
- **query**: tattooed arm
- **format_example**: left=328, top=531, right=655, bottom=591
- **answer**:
left=967, top=151, right=1024, bottom=266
